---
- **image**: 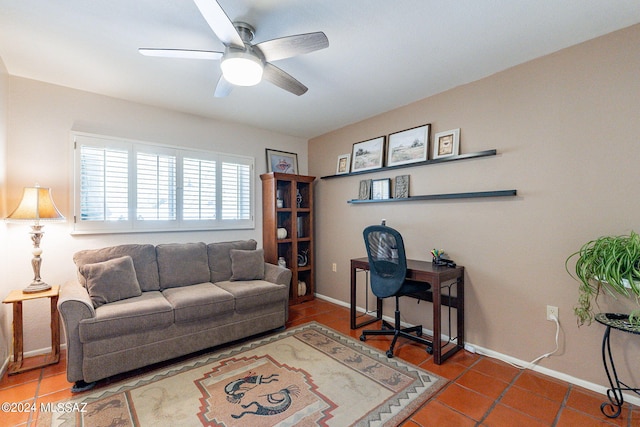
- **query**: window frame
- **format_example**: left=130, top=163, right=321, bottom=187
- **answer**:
left=72, top=132, right=255, bottom=234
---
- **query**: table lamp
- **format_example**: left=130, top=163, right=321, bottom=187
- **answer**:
left=6, top=184, right=65, bottom=293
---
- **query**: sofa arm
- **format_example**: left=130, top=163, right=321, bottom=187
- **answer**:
left=264, top=262, right=292, bottom=287
left=58, top=280, right=95, bottom=383
left=265, top=262, right=292, bottom=309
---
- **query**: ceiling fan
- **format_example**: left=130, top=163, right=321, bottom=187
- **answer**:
left=139, top=0, right=329, bottom=97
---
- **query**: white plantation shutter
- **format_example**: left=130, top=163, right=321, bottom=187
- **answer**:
left=73, top=132, right=254, bottom=233
left=79, top=145, right=129, bottom=221
left=221, top=161, right=251, bottom=220
left=183, top=157, right=216, bottom=220
left=136, top=152, right=176, bottom=221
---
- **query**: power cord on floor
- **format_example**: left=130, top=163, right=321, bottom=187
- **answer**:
left=476, top=314, right=561, bottom=370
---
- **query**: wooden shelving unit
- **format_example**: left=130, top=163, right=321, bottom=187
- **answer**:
left=261, top=172, right=315, bottom=305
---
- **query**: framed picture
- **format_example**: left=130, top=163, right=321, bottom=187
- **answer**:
left=336, top=153, right=351, bottom=175
left=358, top=179, right=372, bottom=200
left=351, top=136, right=385, bottom=173
left=386, top=124, right=430, bottom=167
left=266, top=149, right=298, bottom=174
left=372, top=178, right=391, bottom=200
left=394, top=175, right=410, bottom=199
left=433, top=128, right=460, bottom=159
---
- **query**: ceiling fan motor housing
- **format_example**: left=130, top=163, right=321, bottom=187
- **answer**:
left=233, top=22, right=256, bottom=43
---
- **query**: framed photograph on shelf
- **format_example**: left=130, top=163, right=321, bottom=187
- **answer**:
left=394, top=175, right=410, bottom=199
left=351, top=136, right=385, bottom=173
left=336, top=153, right=351, bottom=175
left=266, top=149, right=298, bottom=174
left=387, top=124, right=430, bottom=167
left=433, top=128, right=460, bottom=159
left=372, top=179, right=391, bottom=200
left=358, top=179, right=372, bottom=200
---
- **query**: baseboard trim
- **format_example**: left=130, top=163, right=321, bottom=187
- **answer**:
left=315, top=293, right=640, bottom=406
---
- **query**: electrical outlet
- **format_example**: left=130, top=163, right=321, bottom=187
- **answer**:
left=332, top=263, right=337, bottom=272
left=546, top=305, right=559, bottom=321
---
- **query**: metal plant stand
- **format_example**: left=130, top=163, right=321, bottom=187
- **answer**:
left=595, top=313, right=640, bottom=418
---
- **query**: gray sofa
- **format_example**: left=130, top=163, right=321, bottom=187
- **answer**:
left=58, top=240, right=291, bottom=391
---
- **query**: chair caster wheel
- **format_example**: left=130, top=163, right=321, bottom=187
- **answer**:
left=360, top=334, right=366, bottom=341
left=426, top=346, right=433, bottom=355
left=386, top=350, right=394, bottom=358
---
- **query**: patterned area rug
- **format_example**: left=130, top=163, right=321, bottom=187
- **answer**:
left=40, top=322, right=445, bottom=426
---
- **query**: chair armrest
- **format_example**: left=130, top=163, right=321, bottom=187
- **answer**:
left=58, top=280, right=95, bottom=383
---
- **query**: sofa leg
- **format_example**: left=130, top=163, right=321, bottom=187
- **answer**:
left=72, top=380, right=96, bottom=393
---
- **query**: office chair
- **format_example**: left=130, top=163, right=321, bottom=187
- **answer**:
left=359, top=225, right=433, bottom=358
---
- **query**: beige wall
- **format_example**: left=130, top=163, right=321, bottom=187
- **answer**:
left=309, top=24, right=640, bottom=391
left=1, top=77, right=307, bottom=357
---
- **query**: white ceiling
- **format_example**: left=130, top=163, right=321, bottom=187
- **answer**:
left=1, top=1, right=639, bottom=139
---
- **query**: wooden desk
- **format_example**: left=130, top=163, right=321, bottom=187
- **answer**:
left=350, top=258, right=464, bottom=364
left=2, top=286, right=60, bottom=374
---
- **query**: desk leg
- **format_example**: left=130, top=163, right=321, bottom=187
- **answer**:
left=457, top=275, right=465, bottom=352
left=350, top=265, right=382, bottom=329
left=433, top=272, right=465, bottom=365
left=432, top=278, right=442, bottom=364
left=350, top=263, right=357, bottom=329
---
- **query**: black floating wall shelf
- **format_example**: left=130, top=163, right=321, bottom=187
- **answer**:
left=321, top=149, right=497, bottom=180
left=348, top=189, right=517, bottom=204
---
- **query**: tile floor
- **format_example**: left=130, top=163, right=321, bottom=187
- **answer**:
left=1, top=298, right=638, bottom=426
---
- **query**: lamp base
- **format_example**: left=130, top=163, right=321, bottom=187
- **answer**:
left=22, top=281, right=52, bottom=294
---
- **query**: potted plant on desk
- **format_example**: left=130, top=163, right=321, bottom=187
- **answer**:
left=566, top=231, right=640, bottom=327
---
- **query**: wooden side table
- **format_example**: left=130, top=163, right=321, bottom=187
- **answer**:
left=2, top=285, right=60, bottom=375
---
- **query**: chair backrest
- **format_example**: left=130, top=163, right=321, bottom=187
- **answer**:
left=363, top=225, right=407, bottom=298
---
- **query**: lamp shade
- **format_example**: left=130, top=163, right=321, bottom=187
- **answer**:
left=6, top=185, right=65, bottom=223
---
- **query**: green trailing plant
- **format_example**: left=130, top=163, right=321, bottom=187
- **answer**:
left=566, top=231, right=640, bottom=327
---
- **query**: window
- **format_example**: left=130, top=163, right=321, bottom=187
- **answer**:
left=73, top=132, right=254, bottom=233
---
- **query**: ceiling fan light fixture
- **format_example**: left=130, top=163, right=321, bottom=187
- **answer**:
left=221, top=51, right=264, bottom=86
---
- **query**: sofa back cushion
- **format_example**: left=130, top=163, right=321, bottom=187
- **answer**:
left=156, top=242, right=210, bottom=289
left=208, top=240, right=258, bottom=283
left=74, top=244, right=160, bottom=292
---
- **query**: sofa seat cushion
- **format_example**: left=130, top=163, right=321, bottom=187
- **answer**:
left=156, top=242, right=210, bottom=289
left=162, top=283, right=235, bottom=323
left=79, top=292, right=173, bottom=342
left=215, top=280, right=288, bottom=312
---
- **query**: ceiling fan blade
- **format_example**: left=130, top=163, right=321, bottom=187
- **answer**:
left=255, top=32, right=329, bottom=62
left=138, top=48, right=223, bottom=60
left=263, top=63, right=308, bottom=96
left=193, top=0, right=244, bottom=49
left=214, top=75, right=233, bottom=97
